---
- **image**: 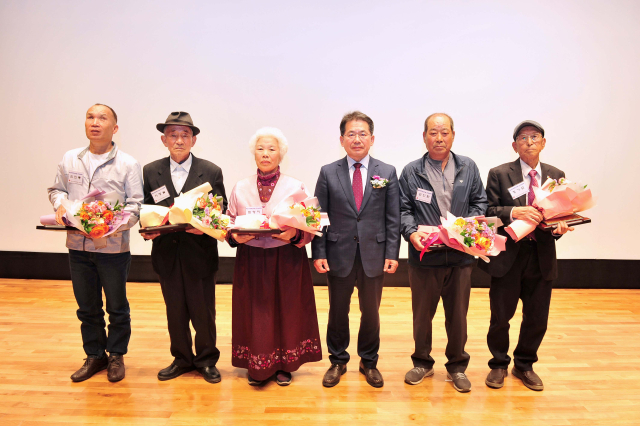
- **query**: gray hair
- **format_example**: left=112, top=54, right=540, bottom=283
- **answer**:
left=424, top=113, right=454, bottom=132
left=249, top=127, right=289, bottom=163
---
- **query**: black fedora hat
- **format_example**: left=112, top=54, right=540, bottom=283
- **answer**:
left=156, top=111, right=200, bottom=136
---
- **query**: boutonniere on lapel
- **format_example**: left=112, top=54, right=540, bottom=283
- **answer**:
left=370, top=175, right=389, bottom=188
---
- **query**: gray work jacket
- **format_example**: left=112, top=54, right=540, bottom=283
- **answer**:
left=47, top=142, right=143, bottom=253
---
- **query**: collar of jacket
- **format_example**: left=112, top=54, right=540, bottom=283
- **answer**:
left=416, top=150, right=464, bottom=182
left=77, top=141, right=118, bottom=162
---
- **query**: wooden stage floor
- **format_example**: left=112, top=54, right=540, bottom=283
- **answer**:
left=1, top=279, right=639, bottom=425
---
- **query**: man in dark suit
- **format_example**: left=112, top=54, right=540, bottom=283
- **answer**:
left=312, top=111, right=400, bottom=388
left=142, top=112, right=227, bottom=384
left=479, top=120, right=573, bottom=391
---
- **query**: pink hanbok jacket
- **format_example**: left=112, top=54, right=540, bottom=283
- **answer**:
left=227, top=174, right=315, bottom=249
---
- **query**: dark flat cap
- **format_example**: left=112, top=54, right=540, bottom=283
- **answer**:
left=513, top=120, right=544, bottom=141
left=157, top=111, right=200, bottom=136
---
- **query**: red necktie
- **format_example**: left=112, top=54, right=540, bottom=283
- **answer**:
left=527, top=169, right=538, bottom=205
left=353, top=163, right=363, bottom=211
left=527, top=169, right=538, bottom=240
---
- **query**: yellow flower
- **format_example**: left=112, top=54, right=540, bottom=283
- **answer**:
left=454, top=218, right=466, bottom=227
left=303, top=209, right=311, bottom=217
left=476, top=237, right=490, bottom=250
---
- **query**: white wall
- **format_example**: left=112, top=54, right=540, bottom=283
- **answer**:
left=1, top=0, right=638, bottom=259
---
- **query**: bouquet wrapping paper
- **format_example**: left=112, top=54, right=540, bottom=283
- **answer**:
left=418, top=212, right=506, bottom=263
left=506, top=177, right=596, bottom=242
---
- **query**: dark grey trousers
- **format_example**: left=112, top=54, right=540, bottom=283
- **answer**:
left=408, top=263, right=473, bottom=373
left=326, top=248, right=385, bottom=369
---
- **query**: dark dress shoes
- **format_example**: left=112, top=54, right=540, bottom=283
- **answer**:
left=197, top=365, right=221, bottom=384
left=485, top=368, right=508, bottom=389
left=512, top=366, right=544, bottom=391
left=107, top=354, right=125, bottom=382
left=157, top=362, right=195, bottom=381
left=322, top=363, right=347, bottom=387
left=359, top=361, right=384, bottom=388
left=70, top=356, right=108, bottom=382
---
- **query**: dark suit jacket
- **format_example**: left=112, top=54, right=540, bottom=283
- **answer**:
left=478, top=159, right=564, bottom=281
left=311, top=156, right=401, bottom=278
left=143, top=155, right=227, bottom=278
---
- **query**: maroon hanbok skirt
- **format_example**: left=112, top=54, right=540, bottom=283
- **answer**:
left=231, top=243, right=322, bottom=381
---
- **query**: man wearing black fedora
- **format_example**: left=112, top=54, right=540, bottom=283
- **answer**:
left=142, top=111, right=227, bottom=384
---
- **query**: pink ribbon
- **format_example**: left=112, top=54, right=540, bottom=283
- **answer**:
left=419, top=231, right=442, bottom=261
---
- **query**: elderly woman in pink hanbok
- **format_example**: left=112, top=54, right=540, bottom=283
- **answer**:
left=226, top=127, right=322, bottom=386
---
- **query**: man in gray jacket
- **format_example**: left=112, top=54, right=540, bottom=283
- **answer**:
left=312, top=111, right=400, bottom=388
left=48, top=104, right=143, bottom=383
left=399, top=113, right=487, bottom=392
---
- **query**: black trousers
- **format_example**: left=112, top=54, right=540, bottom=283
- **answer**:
left=326, top=247, right=384, bottom=369
left=487, top=240, right=553, bottom=372
left=408, top=263, right=473, bottom=373
left=158, top=257, right=220, bottom=369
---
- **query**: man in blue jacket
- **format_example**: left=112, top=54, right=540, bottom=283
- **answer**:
left=399, top=113, right=487, bottom=393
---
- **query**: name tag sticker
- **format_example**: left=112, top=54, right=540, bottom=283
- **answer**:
left=246, top=206, right=263, bottom=215
left=68, top=171, right=84, bottom=185
left=151, top=185, right=170, bottom=203
left=416, top=188, right=433, bottom=204
left=508, top=182, right=528, bottom=200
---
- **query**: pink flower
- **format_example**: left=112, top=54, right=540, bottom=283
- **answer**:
left=202, top=216, right=211, bottom=227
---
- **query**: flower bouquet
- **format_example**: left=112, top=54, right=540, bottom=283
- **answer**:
left=139, top=182, right=230, bottom=241
left=190, top=193, right=231, bottom=241
left=40, top=188, right=131, bottom=238
left=419, top=212, right=506, bottom=263
left=269, top=196, right=330, bottom=237
left=505, top=177, right=596, bottom=242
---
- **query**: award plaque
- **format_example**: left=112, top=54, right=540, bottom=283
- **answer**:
left=36, top=225, right=77, bottom=231
left=539, top=214, right=591, bottom=231
left=229, top=229, right=282, bottom=236
left=139, top=223, right=193, bottom=235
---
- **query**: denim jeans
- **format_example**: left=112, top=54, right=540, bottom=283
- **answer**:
left=68, top=249, right=132, bottom=357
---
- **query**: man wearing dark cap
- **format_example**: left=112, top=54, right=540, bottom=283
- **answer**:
left=479, top=120, right=573, bottom=391
left=142, top=112, right=227, bottom=384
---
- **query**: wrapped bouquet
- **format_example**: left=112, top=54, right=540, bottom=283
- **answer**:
left=419, top=212, right=506, bottom=263
left=269, top=196, right=330, bottom=237
left=139, top=182, right=230, bottom=241
left=40, top=188, right=131, bottom=238
left=506, top=177, right=596, bottom=242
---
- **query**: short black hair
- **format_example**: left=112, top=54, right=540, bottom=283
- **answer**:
left=93, top=103, right=118, bottom=123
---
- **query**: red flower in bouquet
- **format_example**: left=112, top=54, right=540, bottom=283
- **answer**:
left=75, top=199, right=123, bottom=236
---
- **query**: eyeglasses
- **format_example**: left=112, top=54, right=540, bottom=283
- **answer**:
left=344, top=132, right=371, bottom=140
left=517, top=134, right=542, bottom=144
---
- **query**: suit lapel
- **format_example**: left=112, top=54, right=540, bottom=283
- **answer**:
left=508, top=159, right=526, bottom=207
left=156, top=157, right=178, bottom=207
left=540, top=163, right=550, bottom=183
left=336, top=157, right=358, bottom=213
left=358, top=158, right=378, bottom=212
left=181, top=155, right=204, bottom=194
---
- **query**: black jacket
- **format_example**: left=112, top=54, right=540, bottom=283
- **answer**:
left=478, top=159, right=564, bottom=281
left=143, top=155, right=227, bottom=278
left=399, top=152, right=487, bottom=268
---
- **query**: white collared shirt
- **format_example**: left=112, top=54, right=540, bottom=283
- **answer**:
left=346, top=154, right=370, bottom=196
left=509, top=158, right=542, bottom=221
left=169, top=153, right=193, bottom=194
